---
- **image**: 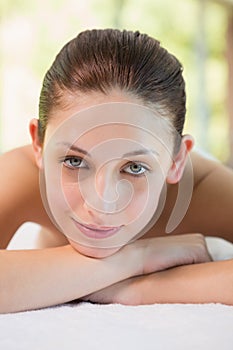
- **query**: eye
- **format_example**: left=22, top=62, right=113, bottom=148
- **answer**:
left=122, top=162, right=149, bottom=176
left=62, top=156, right=87, bottom=170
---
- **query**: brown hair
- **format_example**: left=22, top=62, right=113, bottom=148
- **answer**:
left=38, top=29, right=186, bottom=145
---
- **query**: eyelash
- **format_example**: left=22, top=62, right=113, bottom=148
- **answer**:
left=121, top=162, right=149, bottom=177
left=61, top=156, right=88, bottom=169
left=61, top=156, right=150, bottom=177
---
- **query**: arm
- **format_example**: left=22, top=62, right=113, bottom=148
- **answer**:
left=0, top=243, right=140, bottom=314
left=83, top=259, right=233, bottom=306
left=137, top=258, right=233, bottom=305
left=0, top=232, right=211, bottom=314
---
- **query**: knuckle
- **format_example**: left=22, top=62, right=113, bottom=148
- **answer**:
left=193, top=233, right=205, bottom=241
left=188, top=233, right=212, bottom=262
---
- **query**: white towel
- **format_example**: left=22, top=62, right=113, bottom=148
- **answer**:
left=0, top=302, right=233, bottom=350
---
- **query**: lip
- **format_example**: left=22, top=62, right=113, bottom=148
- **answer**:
left=71, top=218, right=123, bottom=239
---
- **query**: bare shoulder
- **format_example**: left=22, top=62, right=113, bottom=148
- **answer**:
left=182, top=150, right=233, bottom=241
left=0, top=145, right=40, bottom=247
left=189, top=150, right=224, bottom=186
left=0, top=144, right=68, bottom=248
left=0, top=144, right=38, bottom=191
left=0, top=144, right=38, bottom=199
left=0, top=144, right=36, bottom=167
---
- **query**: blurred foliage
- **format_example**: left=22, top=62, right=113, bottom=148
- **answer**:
left=0, top=0, right=230, bottom=161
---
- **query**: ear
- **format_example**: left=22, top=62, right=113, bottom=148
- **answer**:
left=166, top=134, right=194, bottom=184
left=29, top=118, right=43, bottom=169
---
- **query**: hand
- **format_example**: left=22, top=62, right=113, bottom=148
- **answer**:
left=82, top=233, right=213, bottom=305
left=126, top=233, right=213, bottom=276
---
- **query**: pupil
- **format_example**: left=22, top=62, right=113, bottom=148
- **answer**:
left=72, top=159, right=79, bottom=165
left=131, top=164, right=141, bottom=173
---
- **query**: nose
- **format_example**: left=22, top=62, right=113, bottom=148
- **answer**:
left=96, top=164, right=119, bottom=212
left=84, top=164, right=119, bottom=214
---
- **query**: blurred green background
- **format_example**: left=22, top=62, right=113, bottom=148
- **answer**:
left=0, top=0, right=233, bottom=163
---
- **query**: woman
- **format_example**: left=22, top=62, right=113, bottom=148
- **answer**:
left=0, top=29, right=232, bottom=314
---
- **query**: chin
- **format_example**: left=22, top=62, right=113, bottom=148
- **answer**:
left=68, top=239, right=121, bottom=258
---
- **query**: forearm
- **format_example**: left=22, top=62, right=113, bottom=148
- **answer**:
left=137, top=259, right=233, bottom=305
left=85, top=259, right=233, bottom=306
left=0, top=244, right=138, bottom=314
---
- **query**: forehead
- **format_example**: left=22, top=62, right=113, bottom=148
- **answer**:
left=67, top=124, right=163, bottom=152
left=45, top=102, right=174, bottom=152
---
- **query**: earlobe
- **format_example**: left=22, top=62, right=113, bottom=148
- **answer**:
left=166, top=134, right=194, bottom=184
left=29, top=118, right=43, bottom=169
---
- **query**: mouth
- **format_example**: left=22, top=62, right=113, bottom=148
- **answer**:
left=71, top=218, right=123, bottom=239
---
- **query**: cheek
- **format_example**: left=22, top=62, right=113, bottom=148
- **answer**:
left=123, top=178, right=152, bottom=224
left=126, top=175, right=165, bottom=223
left=126, top=187, right=148, bottom=220
left=43, top=167, right=82, bottom=217
left=62, top=181, right=84, bottom=211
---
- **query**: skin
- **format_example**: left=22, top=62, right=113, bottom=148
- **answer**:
left=1, top=89, right=233, bottom=311
left=30, top=90, right=194, bottom=257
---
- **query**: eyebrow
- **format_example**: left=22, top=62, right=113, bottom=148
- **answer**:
left=122, top=149, right=159, bottom=157
left=56, top=142, right=159, bottom=157
left=56, top=142, right=90, bottom=156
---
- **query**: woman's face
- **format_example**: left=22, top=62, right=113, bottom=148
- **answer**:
left=38, top=90, right=177, bottom=258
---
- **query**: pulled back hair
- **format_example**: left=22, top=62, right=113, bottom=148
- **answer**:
left=38, top=29, right=186, bottom=144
